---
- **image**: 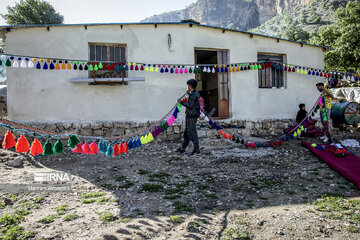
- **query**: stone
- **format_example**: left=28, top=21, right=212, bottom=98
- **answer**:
left=104, top=129, right=112, bottom=137
left=198, top=130, right=207, bottom=138
left=91, top=123, right=103, bottom=130
left=56, top=124, right=65, bottom=131
left=104, top=122, right=113, bottom=128
left=81, top=123, right=91, bottom=128
left=6, top=156, right=24, bottom=168
left=245, top=121, right=254, bottom=129
left=80, top=128, right=92, bottom=136
left=173, top=126, right=180, bottom=134
left=44, top=124, right=57, bottom=132
left=242, top=129, right=251, bottom=136
left=93, top=130, right=103, bottom=136
left=111, top=128, right=125, bottom=136
left=63, top=123, right=73, bottom=130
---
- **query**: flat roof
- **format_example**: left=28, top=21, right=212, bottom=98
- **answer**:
left=0, top=22, right=331, bottom=50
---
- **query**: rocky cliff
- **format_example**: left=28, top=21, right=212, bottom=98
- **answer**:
left=141, top=0, right=312, bottom=31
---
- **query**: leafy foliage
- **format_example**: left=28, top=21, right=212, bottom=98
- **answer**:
left=311, top=1, right=360, bottom=72
left=0, top=39, right=4, bottom=53
left=1, top=0, right=64, bottom=25
left=280, top=22, right=310, bottom=42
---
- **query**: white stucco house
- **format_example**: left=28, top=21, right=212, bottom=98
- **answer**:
left=0, top=21, right=327, bottom=123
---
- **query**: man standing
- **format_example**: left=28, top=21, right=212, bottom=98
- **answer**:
left=176, top=79, right=201, bottom=155
left=316, top=83, right=336, bottom=143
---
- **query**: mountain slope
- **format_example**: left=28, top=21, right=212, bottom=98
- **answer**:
left=141, top=0, right=312, bottom=31
left=250, top=0, right=352, bottom=37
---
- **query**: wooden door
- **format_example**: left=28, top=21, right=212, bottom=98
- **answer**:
left=217, top=50, right=230, bottom=118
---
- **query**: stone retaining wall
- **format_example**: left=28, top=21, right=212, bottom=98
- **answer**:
left=22, top=119, right=297, bottom=140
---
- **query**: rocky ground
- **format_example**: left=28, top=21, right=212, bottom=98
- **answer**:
left=0, top=131, right=360, bottom=240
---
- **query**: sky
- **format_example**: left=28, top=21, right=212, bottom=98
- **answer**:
left=0, top=0, right=198, bottom=25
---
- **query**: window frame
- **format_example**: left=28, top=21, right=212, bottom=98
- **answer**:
left=257, top=53, right=287, bottom=89
left=88, top=42, right=127, bottom=79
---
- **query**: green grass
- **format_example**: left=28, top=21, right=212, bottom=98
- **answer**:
left=164, top=188, right=183, bottom=195
left=222, top=228, right=252, bottom=240
left=96, top=197, right=110, bottom=203
left=63, top=213, right=78, bottom=222
left=0, top=225, right=34, bottom=240
left=246, top=200, right=254, bottom=208
left=56, top=204, right=69, bottom=215
left=163, top=195, right=180, bottom=200
left=81, top=192, right=107, bottom=204
left=81, top=199, right=96, bottom=204
left=138, top=169, right=150, bottom=175
left=328, top=212, right=343, bottom=220
left=235, top=217, right=244, bottom=225
left=166, top=157, right=182, bottom=163
left=33, top=197, right=44, bottom=203
left=0, top=201, right=5, bottom=209
left=170, top=216, right=183, bottom=224
left=13, top=209, right=31, bottom=216
left=38, top=214, right=60, bottom=224
left=118, top=180, right=134, bottom=189
left=102, top=184, right=115, bottom=190
left=18, top=200, right=39, bottom=210
left=287, top=190, right=296, bottom=195
left=148, top=172, right=171, bottom=183
left=173, top=201, right=194, bottom=213
left=99, top=211, right=115, bottom=223
left=139, top=183, right=164, bottom=193
left=115, top=175, right=126, bottom=181
left=189, top=221, right=201, bottom=227
left=0, top=212, right=34, bottom=239
left=118, top=217, right=131, bottom=223
left=0, top=214, right=23, bottom=226
left=313, top=193, right=360, bottom=230
left=198, top=184, right=209, bottom=190
left=347, top=225, right=359, bottom=233
left=351, top=213, right=360, bottom=224
left=114, top=175, right=134, bottom=189
left=203, top=193, right=218, bottom=199
left=80, top=192, right=106, bottom=199
left=8, top=194, right=18, bottom=202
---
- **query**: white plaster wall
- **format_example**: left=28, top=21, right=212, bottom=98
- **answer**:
left=5, top=24, right=324, bottom=121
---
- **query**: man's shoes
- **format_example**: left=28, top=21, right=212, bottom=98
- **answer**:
left=323, top=136, right=329, bottom=143
left=175, top=147, right=185, bottom=153
left=320, top=135, right=326, bottom=140
left=190, top=149, right=201, bottom=155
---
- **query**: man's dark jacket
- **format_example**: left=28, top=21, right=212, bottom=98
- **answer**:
left=181, top=90, right=201, bottom=118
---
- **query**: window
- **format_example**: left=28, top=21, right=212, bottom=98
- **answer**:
left=258, top=54, right=286, bottom=88
left=88, top=43, right=127, bottom=78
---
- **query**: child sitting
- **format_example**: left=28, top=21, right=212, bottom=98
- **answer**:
left=296, top=103, right=307, bottom=124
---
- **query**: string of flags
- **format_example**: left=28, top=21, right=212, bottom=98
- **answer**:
left=201, top=94, right=323, bottom=148
left=0, top=93, right=351, bottom=157
left=0, top=53, right=359, bottom=82
left=0, top=98, right=187, bottom=157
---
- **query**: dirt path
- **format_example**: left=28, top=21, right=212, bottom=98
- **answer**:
left=1, top=134, right=359, bottom=239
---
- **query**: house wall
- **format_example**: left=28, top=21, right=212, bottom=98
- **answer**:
left=5, top=24, right=324, bottom=122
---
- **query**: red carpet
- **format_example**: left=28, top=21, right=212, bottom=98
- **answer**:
left=302, top=141, right=360, bottom=189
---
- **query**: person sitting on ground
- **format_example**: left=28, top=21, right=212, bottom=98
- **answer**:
left=176, top=79, right=201, bottom=155
left=296, top=103, right=308, bottom=124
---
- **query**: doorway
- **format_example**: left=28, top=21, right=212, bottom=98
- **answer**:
left=195, top=49, right=230, bottom=118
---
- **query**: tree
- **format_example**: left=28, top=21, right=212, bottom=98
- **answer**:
left=300, top=10, right=307, bottom=24
left=311, top=1, right=360, bottom=73
left=1, top=0, right=64, bottom=25
left=281, top=23, right=310, bottom=42
left=0, top=39, right=4, bottom=53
